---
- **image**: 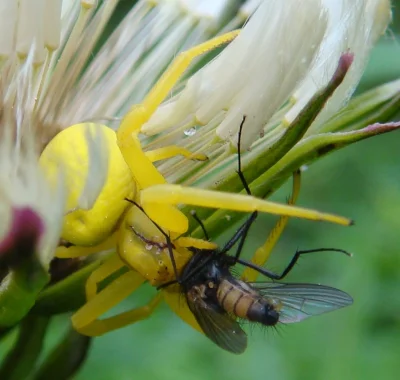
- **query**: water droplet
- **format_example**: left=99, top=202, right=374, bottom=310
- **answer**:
left=184, top=126, right=197, bottom=136
left=145, top=243, right=153, bottom=251
left=300, top=165, right=309, bottom=172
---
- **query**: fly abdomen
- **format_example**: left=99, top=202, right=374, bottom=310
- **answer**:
left=246, top=301, right=279, bottom=326
left=217, top=279, right=258, bottom=320
left=217, top=279, right=280, bottom=326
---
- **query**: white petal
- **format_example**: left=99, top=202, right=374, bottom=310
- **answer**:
left=16, top=0, right=46, bottom=64
left=239, top=0, right=262, bottom=18
left=81, top=0, right=98, bottom=8
left=0, top=0, right=17, bottom=59
left=44, top=0, right=62, bottom=50
left=0, top=57, right=66, bottom=267
left=181, top=0, right=235, bottom=29
left=285, top=0, right=392, bottom=128
left=143, top=0, right=328, bottom=149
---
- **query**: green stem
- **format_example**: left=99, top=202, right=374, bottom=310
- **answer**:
left=34, top=259, right=103, bottom=315
left=0, top=261, right=49, bottom=327
left=0, top=315, right=50, bottom=380
left=33, top=328, right=91, bottom=380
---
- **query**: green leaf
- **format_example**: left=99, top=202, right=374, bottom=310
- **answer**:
left=33, top=328, right=91, bottom=380
left=34, top=255, right=127, bottom=316
left=33, top=260, right=102, bottom=315
left=320, top=80, right=400, bottom=134
left=0, top=315, right=49, bottom=380
left=0, top=261, right=49, bottom=327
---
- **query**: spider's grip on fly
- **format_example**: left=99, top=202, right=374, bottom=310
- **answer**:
left=42, top=29, right=354, bottom=338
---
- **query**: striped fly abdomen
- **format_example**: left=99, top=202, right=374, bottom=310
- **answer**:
left=217, top=278, right=280, bottom=326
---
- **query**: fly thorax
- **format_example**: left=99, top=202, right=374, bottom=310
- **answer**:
left=189, top=284, right=207, bottom=302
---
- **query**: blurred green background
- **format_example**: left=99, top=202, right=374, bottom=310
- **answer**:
left=3, top=1, right=400, bottom=379
left=77, top=2, right=400, bottom=378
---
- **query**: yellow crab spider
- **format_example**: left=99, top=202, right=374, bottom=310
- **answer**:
left=39, top=31, right=354, bottom=335
left=71, top=203, right=208, bottom=336
left=70, top=120, right=345, bottom=337
left=40, top=123, right=208, bottom=246
left=71, top=171, right=304, bottom=337
left=41, top=29, right=351, bottom=248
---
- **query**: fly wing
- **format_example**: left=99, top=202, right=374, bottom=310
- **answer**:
left=186, top=294, right=247, bottom=354
left=252, top=282, right=353, bottom=324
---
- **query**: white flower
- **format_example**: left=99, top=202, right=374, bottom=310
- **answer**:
left=286, top=0, right=392, bottom=131
left=0, top=0, right=392, bottom=264
left=0, top=0, right=259, bottom=263
left=0, top=51, right=65, bottom=268
left=142, top=0, right=391, bottom=150
left=50, top=0, right=248, bottom=123
left=0, top=0, right=109, bottom=266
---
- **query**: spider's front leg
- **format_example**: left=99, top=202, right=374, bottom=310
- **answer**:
left=139, top=183, right=352, bottom=230
left=117, top=30, right=240, bottom=144
left=114, top=32, right=241, bottom=235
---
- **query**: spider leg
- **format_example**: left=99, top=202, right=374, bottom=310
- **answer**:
left=145, top=146, right=208, bottom=163
left=72, top=270, right=146, bottom=336
left=116, top=32, right=240, bottom=235
left=176, top=237, right=217, bottom=250
left=55, top=234, right=117, bottom=258
left=75, top=293, right=163, bottom=336
left=85, top=254, right=125, bottom=300
left=139, top=183, right=351, bottom=229
left=118, top=30, right=240, bottom=141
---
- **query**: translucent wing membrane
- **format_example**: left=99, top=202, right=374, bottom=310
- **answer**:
left=186, top=295, right=247, bottom=354
left=252, top=283, right=353, bottom=324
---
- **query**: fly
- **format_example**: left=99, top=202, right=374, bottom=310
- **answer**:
left=158, top=116, right=353, bottom=354
left=176, top=244, right=352, bottom=354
